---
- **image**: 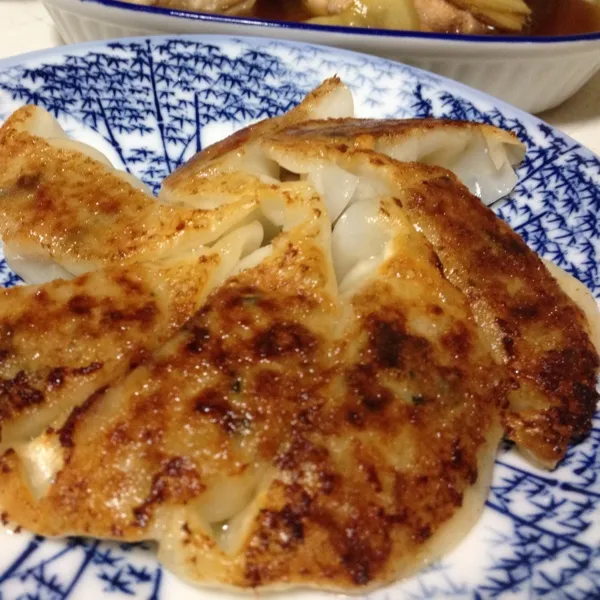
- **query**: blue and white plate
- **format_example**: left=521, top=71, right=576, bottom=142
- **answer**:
left=0, top=35, right=599, bottom=600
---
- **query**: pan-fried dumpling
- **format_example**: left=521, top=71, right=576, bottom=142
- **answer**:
left=0, top=222, right=263, bottom=452
left=262, top=133, right=599, bottom=467
left=278, top=118, right=526, bottom=205
left=162, top=81, right=522, bottom=216
left=0, top=106, right=260, bottom=283
left=183, top=197, right=503, bottom=590
left=543, top=258, right=600, bottom=354
left=0, top=181, right=505, bottom=593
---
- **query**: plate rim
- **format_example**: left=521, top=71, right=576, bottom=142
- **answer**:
left=0, top=29, right=599, bottom=600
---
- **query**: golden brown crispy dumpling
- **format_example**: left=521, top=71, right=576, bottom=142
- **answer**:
left=262, top=132, right=599, bottom=467
left=0, top=106, right=260, bottom=282
left=0, top=79, right=596, bottom=595
left=0, top=182, right=505, bottom=592
left=157, top=195, right=505, bottom=591
left=0, top=223, right=263, bottom=453
left=0, top=182, right=339, bottom=535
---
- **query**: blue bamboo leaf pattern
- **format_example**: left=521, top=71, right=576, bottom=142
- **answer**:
left=0, top=36, right=598, bottom=599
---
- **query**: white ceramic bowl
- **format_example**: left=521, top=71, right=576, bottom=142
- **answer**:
left=43, top=0, right=600, bottom=114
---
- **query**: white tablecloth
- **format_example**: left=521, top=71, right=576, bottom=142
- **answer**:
left=1, top=0, right=599, bottom=157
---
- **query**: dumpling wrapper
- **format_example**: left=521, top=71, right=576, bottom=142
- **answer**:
left=0, top=222, right=263, bottom=454
left=0, top=106, right=261, bottom=283
left=160, top=81, right=523, bottom=222
left=278, top=117, right=526, bottom=205
left=262, top=133, right=599, bottom=468
left=160, top=77, right=354, bottom=209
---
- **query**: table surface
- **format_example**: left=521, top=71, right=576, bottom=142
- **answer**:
left=1, top=0, right=599, bottom=157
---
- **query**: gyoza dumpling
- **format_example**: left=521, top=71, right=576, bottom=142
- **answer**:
left=262, top=133, right=599, bottom=468
left=0, top=222, right=263, bottom=453
left=279, top=118, right=526, bottom=205
left=180, top=197, right=504, bottom=591
left=0, top=106, right=260, bottom=283
left=0, top=181, right=505, bottom=592
left=0, top=77, right=594, bottom=594
left=161, top=80, right=522, bottom=217
left=0, top=182, right=341, bottom=535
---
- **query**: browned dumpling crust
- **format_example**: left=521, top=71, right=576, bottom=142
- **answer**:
left=263, top=129, right=599, bottom=467
left=0, top=247, right=231, bottom=452
left=0, top=183, right=505, bottom=591
left=0, top=107, right=259, bottom=277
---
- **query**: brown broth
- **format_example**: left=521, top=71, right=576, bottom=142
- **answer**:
left=249, top=0, right=600, bottom=37
left=251, top=0, right=312, bottom=22
left=528, top=0, right=600, bottom=36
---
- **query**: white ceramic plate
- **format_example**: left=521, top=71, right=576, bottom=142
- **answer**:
left=42, top=0, right=600, bottom=113
left=0, top=35, right=599, bottom=600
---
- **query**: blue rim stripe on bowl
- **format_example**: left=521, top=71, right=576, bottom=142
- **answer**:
left=82, top=0, right=600, bottom=44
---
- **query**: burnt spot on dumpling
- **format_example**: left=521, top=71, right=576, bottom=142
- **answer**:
left=67, top=294, right=98, bottom=315
left=132, top=456, right=205, bottom=528
left=254, top=323, right=317, bottom=359
left=194, top=389, right=250, bottom=436
left=0, top=371, right=45, bottom=422
left=368, top=317, right=432, bottom=370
